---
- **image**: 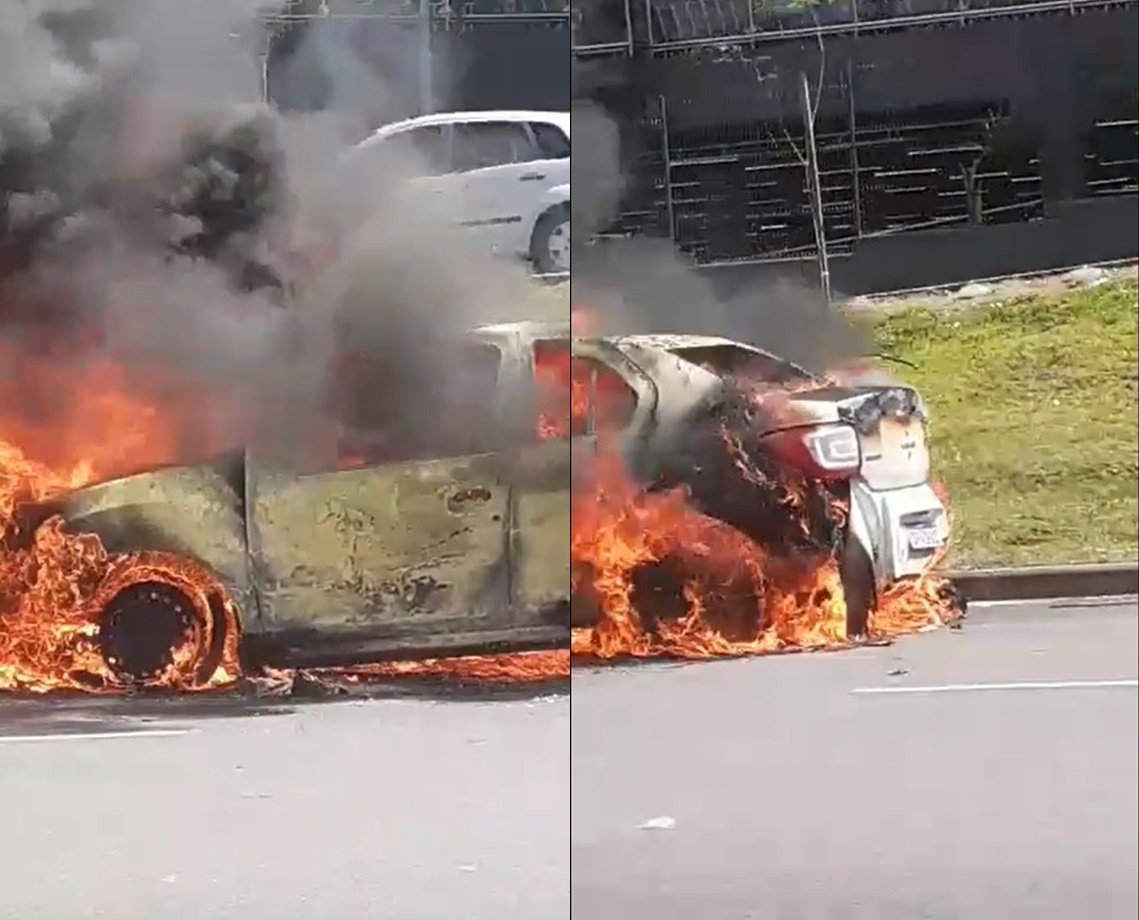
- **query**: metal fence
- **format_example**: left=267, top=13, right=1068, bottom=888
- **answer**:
left=604, top=90, right=1076, bottom=265
left=263, top=0, right=570, bottom=114
left=572, top=0, right=1136, bottom=52
left=603, top=87, right=1138, bottom=266
left=576, top=0, right=1138, bottom=267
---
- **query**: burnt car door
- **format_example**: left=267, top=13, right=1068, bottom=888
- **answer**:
left=566, top=338, right=659, bottom=472
left=487, top=334, right=654, bottom=628
left=498, top=336, right=574, bottom=623
left=246, top=338, right=554, bottom=664
left=553, top=339, right=657, bottom=628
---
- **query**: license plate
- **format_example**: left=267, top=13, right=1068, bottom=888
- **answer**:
left=907, top=525, right=943, bottom=551
left=880, top=418, right=922, bottom=456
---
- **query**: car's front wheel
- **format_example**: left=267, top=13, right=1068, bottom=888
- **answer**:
left=95, top=552, right=237, bottom=689
left=530, top=204, right=570, bottom=274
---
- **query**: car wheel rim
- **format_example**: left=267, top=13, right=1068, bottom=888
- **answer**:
left=546, top=220, right=570, bottom=272
left=93, top=552, right=240, bottom=689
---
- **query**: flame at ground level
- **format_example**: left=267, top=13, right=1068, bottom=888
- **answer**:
left=323, top=650, right=570, bottom=685
left=568, top=452, right=961, bottom=662
left=0, top=331, right=958, bottom=694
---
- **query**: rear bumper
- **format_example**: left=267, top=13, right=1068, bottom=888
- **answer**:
left=846, top=480, right=948, bottom=583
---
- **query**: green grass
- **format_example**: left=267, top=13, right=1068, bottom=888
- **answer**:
left=871, top=277, right=1138, bottom=567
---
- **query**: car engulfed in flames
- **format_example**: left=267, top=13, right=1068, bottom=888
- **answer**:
left=0, top=318, right=961, bottom=695
left=558, top=330, right=964, bottom=659
left=1, top=322, right=573, bottom=693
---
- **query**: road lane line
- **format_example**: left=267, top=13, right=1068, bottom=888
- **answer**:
left=969, top=595, right=1137, bottom=608
left=0, top=729, right=191, bottom=744
left=852, top=679, right=1139, bottom=695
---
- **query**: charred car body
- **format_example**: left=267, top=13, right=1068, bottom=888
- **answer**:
left=566, top=333, right=950, bottom=637
left=29, top=321, right=572, bottom=683
left=27, top=322, right=946, bottom=682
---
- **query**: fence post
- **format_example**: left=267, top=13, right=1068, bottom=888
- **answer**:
left=643, top=0, right=655, bottom=48
left=660, top=94, right=676, bottom=241
left=846, top=57, right=863, bottom=239
left=800, top=70, right=831, bottom=308
left=417, top=0, right=434, bottom=114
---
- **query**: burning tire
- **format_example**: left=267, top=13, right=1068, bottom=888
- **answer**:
left=572, top=553, right=766, bottom=649
left=630, top=556, right=764, bottom=643
left=838, top=536, right=876, bottom=639
left=95, top=552, right=239, bottom=690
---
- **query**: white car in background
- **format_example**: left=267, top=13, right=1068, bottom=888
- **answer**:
left=344, top=110, right=571, bottom=274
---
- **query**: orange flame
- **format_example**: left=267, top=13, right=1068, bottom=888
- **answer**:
left=0, top=339, right=242, bottom=693
left=328, top=649, right=569, bottom=684
left=533, top=341, right=637, bottom=441
left=0, top=337, right=568, bottom=693
left=569, top=367, right=961, bottom=661
left=570, top=452, right=851, bottom=658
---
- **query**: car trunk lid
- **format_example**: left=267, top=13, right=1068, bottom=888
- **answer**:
left=783, top=385, right=931, bottom=491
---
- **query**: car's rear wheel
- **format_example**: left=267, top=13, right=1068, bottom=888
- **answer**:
left=838, top=535, right=876, bottom=639
left=530, top=204, right=570, bottom=274
left=575, top=539, right=876, bottom=648
left=573, top=555, right=765, bottom=646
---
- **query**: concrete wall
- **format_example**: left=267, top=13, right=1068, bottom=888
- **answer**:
left=699, top=196, right=1138, bottom=296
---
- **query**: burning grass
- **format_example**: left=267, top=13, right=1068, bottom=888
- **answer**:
left=872, top=275, right=1138, bottom=567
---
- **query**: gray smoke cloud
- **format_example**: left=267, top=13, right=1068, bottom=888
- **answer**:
left=569, top=97, right=623, bottom=244
left=0, top=0, right=547, bottom=477
left=570, top=103, right=870, bottom=372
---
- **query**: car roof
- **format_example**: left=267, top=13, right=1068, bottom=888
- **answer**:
left=605, top=333, right=744, bottom=351
left=467, top=325, right=780, bottom=361
left=468, top=326, right=745, bottom=349
left=361, top=110, right=571, bottom=145
left=472, top=319, right=571, bottom=342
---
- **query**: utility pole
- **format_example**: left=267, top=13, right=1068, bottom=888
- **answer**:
left=417, top=0, right=433, bottom=115
left=800, top=70, right=831, bottom=309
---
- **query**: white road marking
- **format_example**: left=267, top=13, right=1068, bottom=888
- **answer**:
left=0, top=729, right=190, bottom=744
left=969, top=595, right=1137, bottom=609
left=852, top=679, right=1139, bottom=695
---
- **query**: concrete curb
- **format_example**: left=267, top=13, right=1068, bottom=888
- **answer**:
left=946, top=563, right=1139, bottom=603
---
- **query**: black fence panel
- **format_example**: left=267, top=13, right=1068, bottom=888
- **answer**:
left=442, top=20, right=571, bottom=111
left=574, top=3, right=1138, bottom=277
left=267, top=8, right=570, bottom=126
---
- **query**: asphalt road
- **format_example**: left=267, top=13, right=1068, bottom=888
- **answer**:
left=573, top=597, right=1139, bottom=920
left=0, top=688, right=568, bottom=920
left=2, top=598, right=1134, bottom=920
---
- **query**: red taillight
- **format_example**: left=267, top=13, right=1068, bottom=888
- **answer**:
left=762, top=423, right=861, bottom=481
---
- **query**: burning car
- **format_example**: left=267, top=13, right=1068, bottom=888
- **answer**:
left=1, top=318, right=956, bottom=693
left=4, top=321, right=573, bottom=692
left=560, top=331, right=957, bottom=655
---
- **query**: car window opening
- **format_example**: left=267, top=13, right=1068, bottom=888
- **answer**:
left=334, top=341, right=502, bottom=468
left=359, top=125, right=449, bottom=180
left=530, top=122, right=570, bottom=159
left=452, top=122, right=538, bottom=171
left=669, top=344, right=817, bottom=388
left=533, top=341, right=636, bottom=440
